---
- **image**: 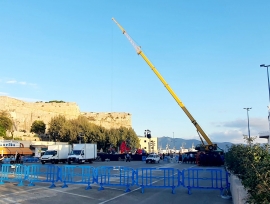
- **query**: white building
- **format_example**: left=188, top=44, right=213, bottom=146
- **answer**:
left=138, top=136, right=158, bottom=153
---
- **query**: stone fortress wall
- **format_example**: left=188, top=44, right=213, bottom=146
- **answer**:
left=0, top=96, right=132, bottom=134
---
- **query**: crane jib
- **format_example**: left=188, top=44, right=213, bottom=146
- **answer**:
left=112, top=18, right=216, bottom=151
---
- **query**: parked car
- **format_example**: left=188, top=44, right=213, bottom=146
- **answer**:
left=146, top=153, right=160, bottom=163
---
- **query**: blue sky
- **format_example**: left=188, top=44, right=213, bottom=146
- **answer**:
left=1, top=1, right=270, bottom=144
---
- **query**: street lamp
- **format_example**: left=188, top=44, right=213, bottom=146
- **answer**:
left=173, top=132, right=175, bottom=149
left=243, top=108, right=252, bottom=144
left=260, top=64, right=270, bottom=148
left=260, top=64, right=270, bottom=103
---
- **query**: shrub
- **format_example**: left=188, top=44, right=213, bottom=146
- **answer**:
left=225, top=138, right=270, bottom=203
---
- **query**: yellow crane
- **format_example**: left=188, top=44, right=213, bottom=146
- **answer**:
left=112, top=18, right=217, bottom=151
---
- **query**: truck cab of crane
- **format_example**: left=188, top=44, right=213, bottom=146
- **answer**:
left=195, top=144, right=218, bottom=152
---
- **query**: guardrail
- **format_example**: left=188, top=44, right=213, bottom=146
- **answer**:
left=27, top=164, right=59, bottom=188
left=136, top=167, right=180, bottom=194
left=0, top=164, right=27, bottom=186
left=182, top=168, right=229, bottom=195
left=96, top=166, right=135, bottom=192
left=60, top=165, right=95, bottom=190
left=0, top=164, right=229, bottom=195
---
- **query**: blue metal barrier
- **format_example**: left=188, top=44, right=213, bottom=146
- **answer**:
left=136, top=168, right=180, bottom=194
left=182, top=168, right=229, bottom=195
left=23, top=157, right=39, bottom=163
left=95, top=166, right=135, bottom=192
left=0, top=163, right=230, bottom=195
left=163, top=157, right=168, bottom=162
left=175, top=156, right=179, bottom=162
left=59, top=165, right=95, bottom=190
left=0, top=164, right=27, bottom=186
left=142, top=156, right=146, bottom=161
left=27, top=165, right=59, bottom=188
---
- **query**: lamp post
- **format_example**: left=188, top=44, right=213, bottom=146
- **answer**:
left=243, top=108, right=252, bottom=144
left=173, top=132, right=175, bottom=150
left=260, top=64, right=270, bottom=147
left=260, top=64, right=270, bottom=102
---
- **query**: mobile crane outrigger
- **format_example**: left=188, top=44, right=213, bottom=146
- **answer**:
left=112, top=18, right=217, bottom=152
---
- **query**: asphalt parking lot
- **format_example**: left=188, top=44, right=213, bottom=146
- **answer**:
left=0, top=160, right=232, bottom=204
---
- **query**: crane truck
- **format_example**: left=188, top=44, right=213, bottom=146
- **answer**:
left=112, top=18, right=218, bottom=153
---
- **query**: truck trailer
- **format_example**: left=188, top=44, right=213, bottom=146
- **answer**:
left=67, top=143, right=97, bottom=164
left=41, top=144, right=71, bottom=164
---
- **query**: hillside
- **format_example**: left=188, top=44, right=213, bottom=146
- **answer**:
left=0, top=96, right=132, bottom=133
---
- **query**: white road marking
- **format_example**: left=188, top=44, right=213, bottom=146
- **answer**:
left=0, top=187, right=45, bottom=197
left=48, top=188, right=100, bottom=200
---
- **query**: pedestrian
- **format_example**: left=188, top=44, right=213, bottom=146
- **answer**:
left=16, top=153, right=21, bottom=164
left=126, top=152, right=131, bottom=162
left=178, top=153, right=182, bottom=163
left=162, top=153, right=165, bottom=160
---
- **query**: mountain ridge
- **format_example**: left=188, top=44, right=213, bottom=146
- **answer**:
left=157, top=136, right=233, bottom=151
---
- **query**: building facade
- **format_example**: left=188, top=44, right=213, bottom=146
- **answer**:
left=138, top=136, right=158, bottom=153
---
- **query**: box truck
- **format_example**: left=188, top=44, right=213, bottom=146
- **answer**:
left=41, top=144, right=71, bottom=164
left=67, top=143, right=97, bottom=164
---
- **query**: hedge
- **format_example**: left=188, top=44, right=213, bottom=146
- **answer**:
left=225, top=140, right=270, bottom=204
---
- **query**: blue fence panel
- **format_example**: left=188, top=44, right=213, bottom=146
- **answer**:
left=0, top=164, right=27, bottom=186
left=136, top=168, right=180, bottom=194
left=23, top=157, right=39, bottom=163
left=96, top=166, right=135, bottom=192
left=175, top=156, right=179, bottom=162
left=182, top=168, right=229, bottom=195
left=163, top=157, right=169, bottom=162
left=59, top=165, right=95, bottom=190
left=2, top=158, right=15, bottom=164
left=27, top=165, right=59, bottom=188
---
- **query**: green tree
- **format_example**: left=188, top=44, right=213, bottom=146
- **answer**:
left=0, top=111, right=12, bottom=132
left=47, top=115, right=140, bottom=152
left=0, top=125, right=6, bottom=137
left=30, top=120, right=46, bottom=134
left=225, top=136, right=270, bottom=203
left=48, top=115, right=67, bottom=142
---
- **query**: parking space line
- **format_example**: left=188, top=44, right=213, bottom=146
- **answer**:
left=0, top=187, right=46, bottom=197
left=98, top=186, right=142, bottom=204
left=98, top=171, right=179, bottom=204
left=48, top=188, right=101, bottom=200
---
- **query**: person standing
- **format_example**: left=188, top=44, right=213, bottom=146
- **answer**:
left=16, top=153, right=21, bottom=164
left=126, top=152, right=131, bottom=162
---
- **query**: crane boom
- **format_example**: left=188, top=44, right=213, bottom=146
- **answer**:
left=112, top=18, right=216, bottom=151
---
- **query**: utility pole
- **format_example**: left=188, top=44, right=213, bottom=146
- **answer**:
left=243, top=108, right=252, bottom=145
left=173, top=132, right=175, bottom=149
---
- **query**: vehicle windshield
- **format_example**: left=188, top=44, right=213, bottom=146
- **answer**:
left=69, top=150, right=81, bottom=155
left=44, top=150, right=56, bottom=156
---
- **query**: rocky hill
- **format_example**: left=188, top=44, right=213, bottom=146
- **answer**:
left=0, top=96, right=132, bottom=133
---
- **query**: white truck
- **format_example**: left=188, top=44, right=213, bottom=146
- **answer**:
left=41, top=144, right=71, bottom=164
left=67, top=143, right=97, bottom=164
